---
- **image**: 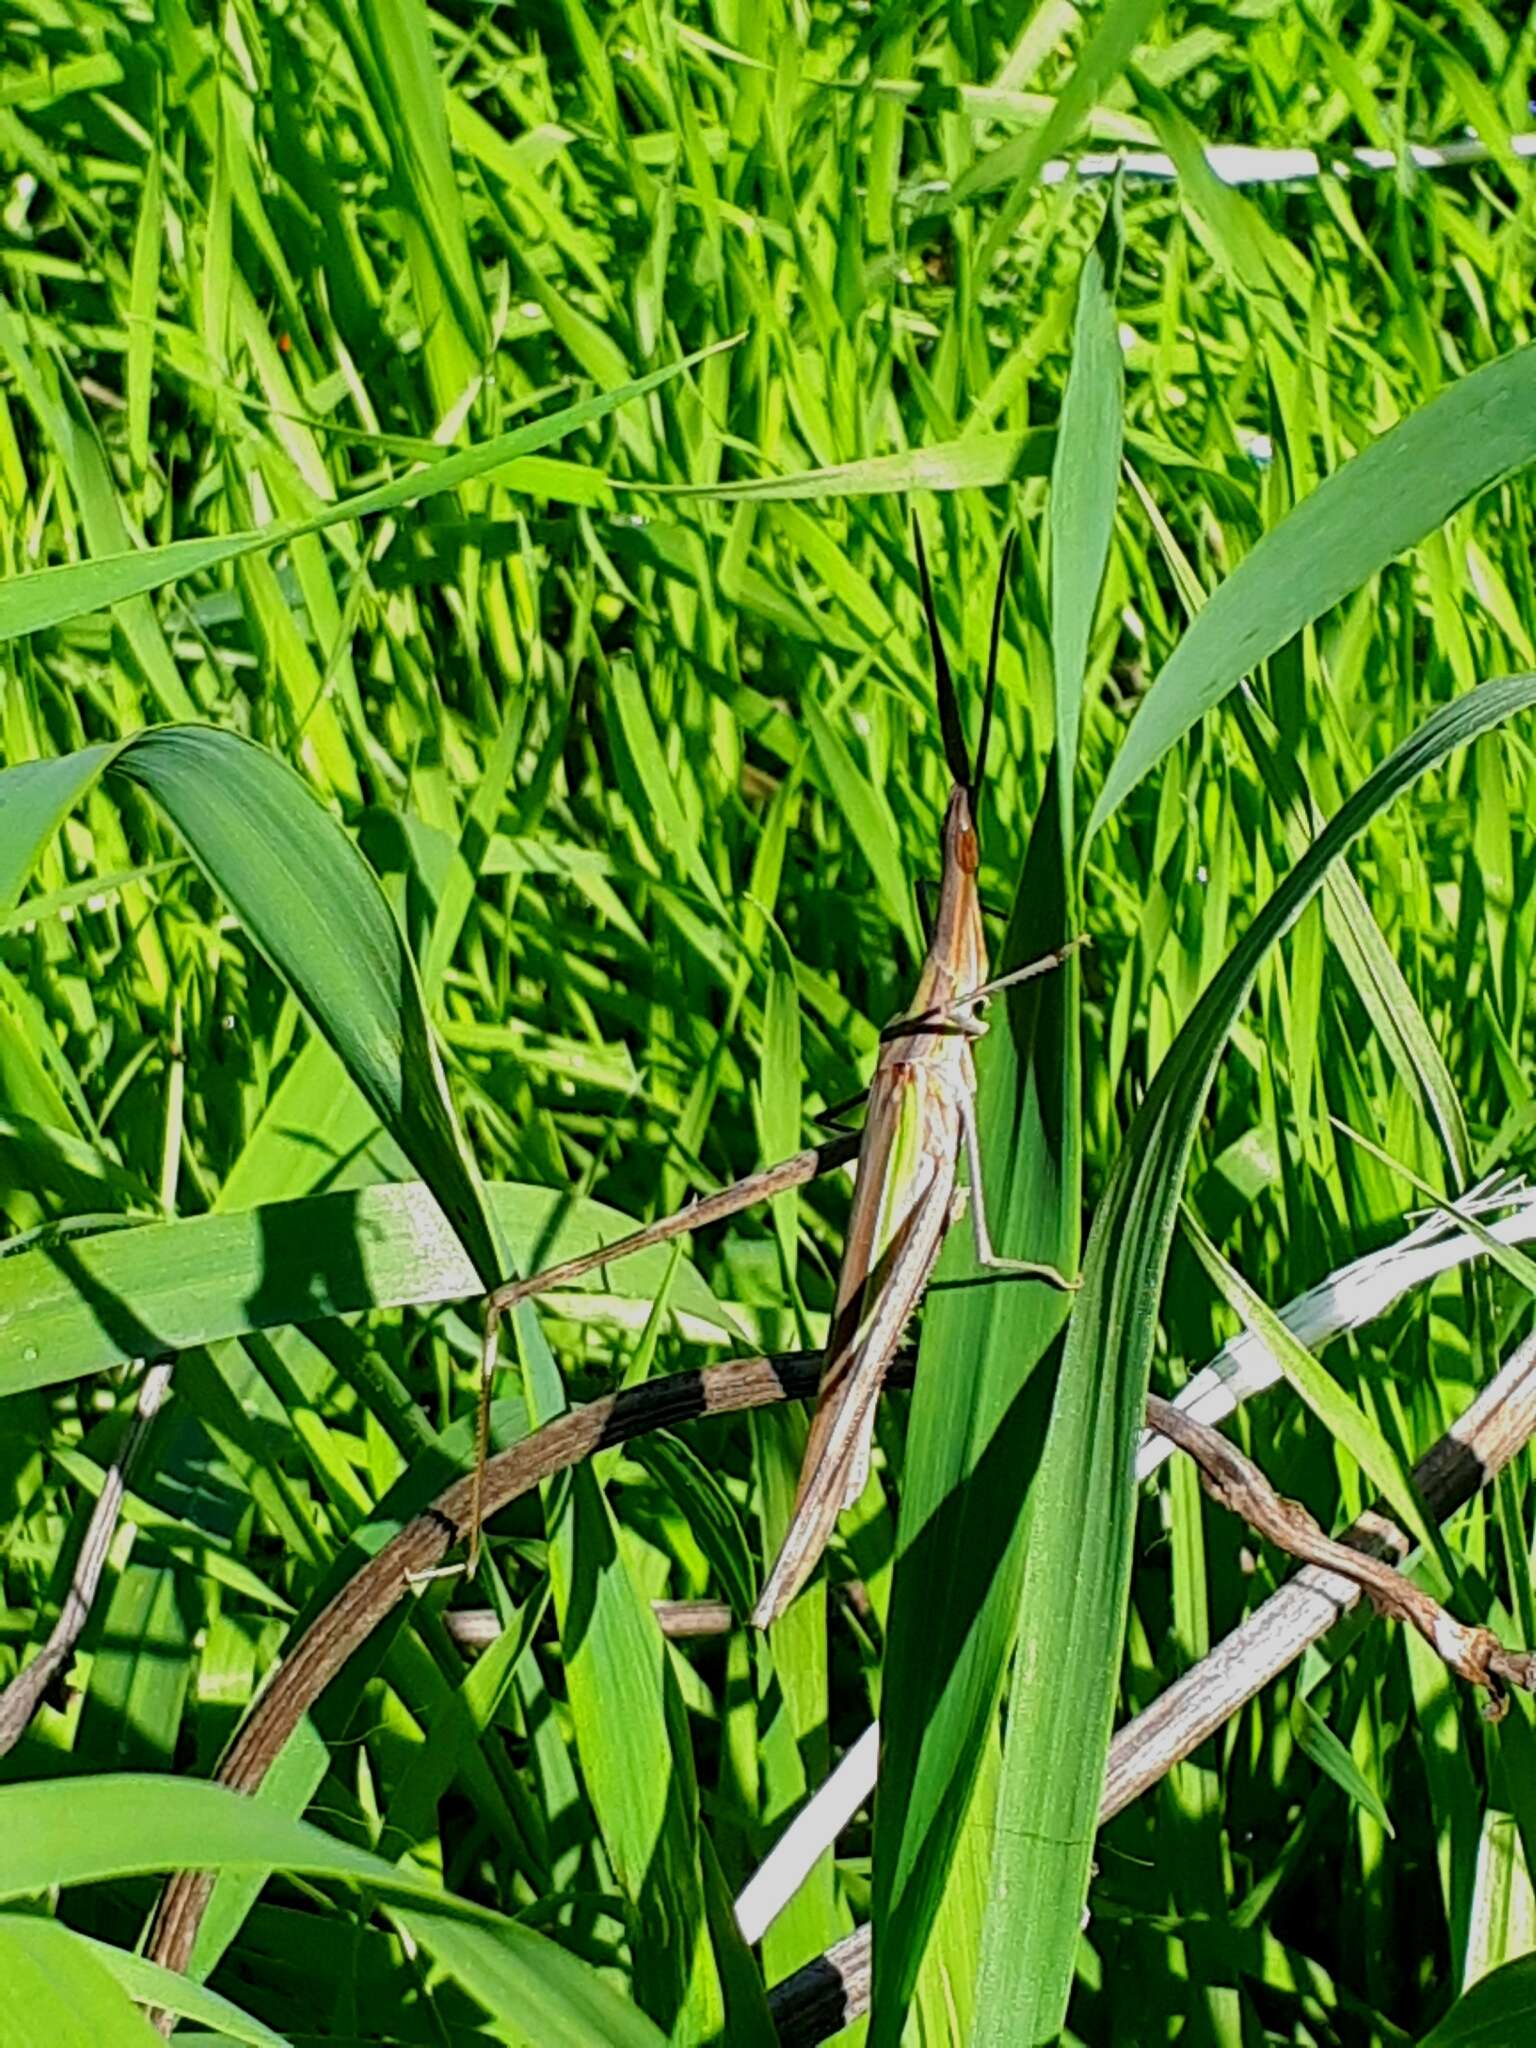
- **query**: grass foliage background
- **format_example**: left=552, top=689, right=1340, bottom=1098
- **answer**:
left=4, top=1, right=1536, bottom=2043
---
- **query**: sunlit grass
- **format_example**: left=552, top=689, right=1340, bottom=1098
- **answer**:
left=3, top=2, right=1536, bottom=2044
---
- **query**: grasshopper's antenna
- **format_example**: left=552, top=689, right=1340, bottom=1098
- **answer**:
left=975, top=529, right=1017, bottom=817
left=912, top=515, right=971, bottom=794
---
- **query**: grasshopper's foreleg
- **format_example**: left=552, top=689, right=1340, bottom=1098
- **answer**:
left=958, top=1086, right=1080, bottom=1292
left=964, top=933, right=1090, bottom=1011
left=482, top=1134, right=858, bottom=1327
left=882, top=936, right=1089, bottom=1045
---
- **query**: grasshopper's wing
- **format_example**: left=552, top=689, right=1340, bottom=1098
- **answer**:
left=752, top=1065, right=960, bottom=1628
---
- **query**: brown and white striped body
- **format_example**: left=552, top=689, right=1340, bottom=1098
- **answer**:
left=752, top=786, right=988, bottom=1627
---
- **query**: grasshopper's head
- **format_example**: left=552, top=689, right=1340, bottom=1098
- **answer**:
left=909, top=519, right=1016, bottom=1005
left=921, top=781, right=986, bottom=1007
left=943, top=781, right=981, bottom=877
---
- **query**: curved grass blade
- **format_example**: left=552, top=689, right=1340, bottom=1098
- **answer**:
left=37, top=1921, right=294, bottom=2048
left=0, top=1775, right=669, bottom=2048
left=1089, top=343, right=1536, bottom=839
left=0, top=1914, right=165, bottom=2048
left=974, top=671, right=1536, bottom=2045
left=666, top=428, right=1054, bottom=502
left=0, top=727, right=503, bottom=1286
left=1421, top=1954, right=1536, bottom=2047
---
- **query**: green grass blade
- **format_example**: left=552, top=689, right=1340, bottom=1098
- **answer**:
left=871, top=771, right=1082, bottom=2042
left=0, top=1777, right=668, bottom=2048
left=671, top=429, right=1054, bottom=501
left=0, top=1181, right=730, bottom=1397
left=66, top=1926, right=295, bottom=2048
left=546, top=1467, right=726, bottom=2041
left=1420, top=1955, right=1536, bottom=2047
left=1, top=728, right=503, bottom=1286
left=1051, top=189, right=1124, bottom=822
left=953, top=0, right=1169, bottom=218
left=1180, top=1204, right=1442, bottom=1561
left=0, top=1914, right=166, bottom=2048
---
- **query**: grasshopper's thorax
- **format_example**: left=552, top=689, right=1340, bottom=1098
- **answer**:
left=897, top=784, right=988, bottom=1046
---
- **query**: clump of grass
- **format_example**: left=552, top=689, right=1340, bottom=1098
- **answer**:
left=3, top=4, right=1536, bottom=2045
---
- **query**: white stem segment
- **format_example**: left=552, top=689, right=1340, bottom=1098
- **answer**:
left=1039, top=134, right=1536, bottom=189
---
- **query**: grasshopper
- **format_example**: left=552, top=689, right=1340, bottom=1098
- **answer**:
left=471, top=524, right=1083, bottom=1623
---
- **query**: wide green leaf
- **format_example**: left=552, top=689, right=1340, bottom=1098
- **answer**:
left=0, top=1776, right=669, bottom=2048
left=1420, top=1956, right=1536, bottom=2046
left=52, top=1923, right=292, bottom=2048
left=0, top=727, right=503, bottom=1287
left=0, top=1180, right=733, bottom=1398
left=0, top=1914, right=165, bottom=2048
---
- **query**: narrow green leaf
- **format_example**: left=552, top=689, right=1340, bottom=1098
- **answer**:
left=69, top=1926, right=294, bottom=2048
left=1291, top=1696, right=1395, bottom=1837
left=1051, top=191, right=1124, bottom=831
left=547, top=1469, right=725, bottom=2040
left=670, top=429, right=1053, bottom=502
left=1181, top=1204, right=1442, bottom=1562
left=392, top=1907, right=671, bottom=2048
left=952, top=0, right=1168, bottom=211
left=872, top=770, right=1081, bottom=2042
left=804, top=693, right=921, bottom=956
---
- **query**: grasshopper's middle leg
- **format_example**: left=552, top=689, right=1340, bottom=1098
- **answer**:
left=957, top=1087, right=1080, bottom=1292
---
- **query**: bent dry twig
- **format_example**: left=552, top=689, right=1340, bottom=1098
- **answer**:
left=1145, top=1393, right=1536, bottom=1713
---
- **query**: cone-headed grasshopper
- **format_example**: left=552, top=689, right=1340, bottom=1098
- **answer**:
left=473, top=524, right=1082, bottom=1621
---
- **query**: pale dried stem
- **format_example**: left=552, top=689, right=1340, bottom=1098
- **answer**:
left=444, top=1599, right=733, bottom=1649
left=0, top=1359, right=174, bottom=1758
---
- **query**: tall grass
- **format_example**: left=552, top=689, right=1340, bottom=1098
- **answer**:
left=3, top=3, right=1536, bottom=2044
